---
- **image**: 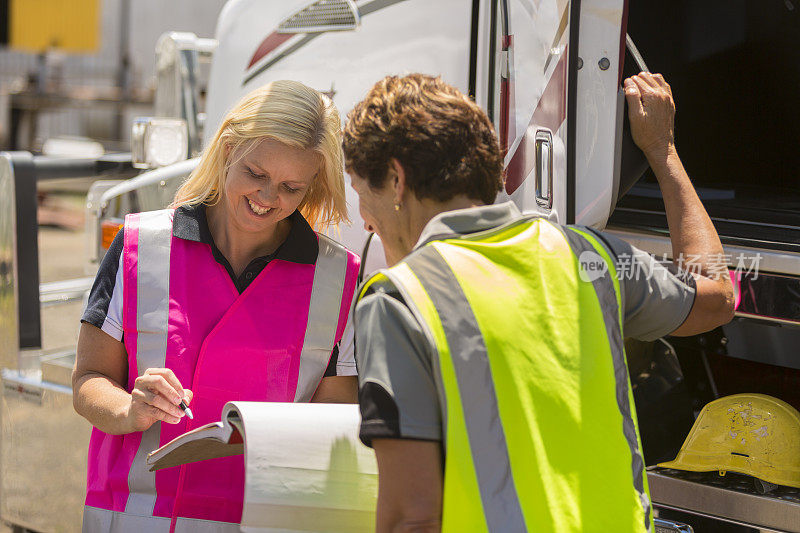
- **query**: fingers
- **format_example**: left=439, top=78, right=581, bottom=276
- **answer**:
left=142, top=387, right=185, bottom=418
left=623, top=72, right=676, bottom=156
left=624, top=78, right=645, bottom=119
left=137, top=373, right=182, bottom=404
left=143, top=403, right=182, bottom=425
left=132, top=369, right=189, bottom=425
left=624, top=77, right=640, bottom=97
left=638, top=71, right=660, bottom=89
left=650, top=72, right=669, bottom=90
left=130, top=386, right=182, bottom=424
left=648, top=73, right=673, bottom=101
left=658, top=75, right=674, bottom=99
left=631, top=75, right=652, bottom=96
left=639, top=71, right=667, bottom=92
left=630, top=72, right=673, bottom=100
left=144, top=367, right=187, bottom=400
left=125, top=368, right=194, bottom=431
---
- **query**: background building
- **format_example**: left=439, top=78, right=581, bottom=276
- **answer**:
left=0, top=0, right=225, bottom=152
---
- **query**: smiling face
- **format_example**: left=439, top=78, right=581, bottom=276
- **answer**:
left=221, top=138, right=320, bottom=234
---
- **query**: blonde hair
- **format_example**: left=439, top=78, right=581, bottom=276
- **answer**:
left=172, top=80, right=348, bottom=230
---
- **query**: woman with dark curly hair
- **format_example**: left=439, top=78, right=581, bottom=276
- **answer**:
left=343, top=72, right=732, bottom=532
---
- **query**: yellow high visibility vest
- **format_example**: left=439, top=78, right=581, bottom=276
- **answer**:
left=360, top=216, right=652, bottom=532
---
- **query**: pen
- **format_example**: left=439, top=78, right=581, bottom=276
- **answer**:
left=179, top=399, right=194, bottom=420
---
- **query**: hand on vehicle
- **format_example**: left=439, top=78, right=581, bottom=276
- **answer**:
left=624, top=72, right=675, bottom=159
left=127, top=368, right=193, bottom=432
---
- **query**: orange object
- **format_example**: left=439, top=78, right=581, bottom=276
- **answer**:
left=100, top=220, right=123, bottom=251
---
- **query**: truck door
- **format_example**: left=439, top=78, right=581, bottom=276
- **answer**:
left=572, top=0, right=631, bottom=228
left=481, top=0, right=630, bottom=228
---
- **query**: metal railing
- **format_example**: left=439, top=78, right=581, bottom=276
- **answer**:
left=0, top=151, right=137, bottom=356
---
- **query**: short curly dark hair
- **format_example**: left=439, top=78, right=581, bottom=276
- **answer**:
left=342, top=74, right=503, bottom=205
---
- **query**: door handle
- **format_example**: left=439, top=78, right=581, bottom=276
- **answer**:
left=535, top=130, right=553, bottom=209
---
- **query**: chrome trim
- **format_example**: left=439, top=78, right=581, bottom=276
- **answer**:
left=39, top=276, right=94, bottom=306
left=648, top=468, right=800, bottom=532
left=656, top=503, right=786, bottom=532
left=722, top=316, right=800, bottom=370
left=86, top=180, right=124, bottom=266
left=732, top=270, right=800, bottom=325
left=654, top=517, right=693, bottom=533
left=154, top=33, right=217, bottom=156
left=1, top=368, right=91, bottom=532
left=0, top=154, right=19, bottom=370
left=625, top=34, right=650, bottom=73
left=131, top=117, right=189, bottom=169
left=500, top=50, right=510, bottom=78
left=94, top=159, right=197, bottom=264
left=535, top=129, right=554, bottom=209
left=609, top=228, right=800, bottom=327
left=734, top=312, right=800, bottom=327
left=1, top=368, right=71, bottom=395
left=99, top=158, right=198, bottom=205
left=606, top=228, right=800, bottom=277
left=39, top=349, right=76, bottom=388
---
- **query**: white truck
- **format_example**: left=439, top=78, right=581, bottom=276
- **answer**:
left=1, top=0, right=799, bottom=531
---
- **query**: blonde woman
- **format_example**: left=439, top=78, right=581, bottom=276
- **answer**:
left=73, top=80, right=359, bottom=531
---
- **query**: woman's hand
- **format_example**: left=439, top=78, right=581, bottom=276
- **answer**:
left=73, top=324, right=194, bottom=435
left=127, top=368, right=193, bottom=432
left=624, top=71, right=676, bottom=161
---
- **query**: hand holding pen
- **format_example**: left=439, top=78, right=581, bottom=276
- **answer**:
left=128, top=368, right=194, bottom=432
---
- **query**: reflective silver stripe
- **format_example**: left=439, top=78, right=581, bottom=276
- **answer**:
left=127, top=209, right=173, bottom=515
left=293, top=234, right=348, bottom=402
left=83, top=505, right=240, bottom=533
left=561, top=226, right=651, bottom=530
left=405, top=248, right=527, bottom=533
left=375, top=269, right=450, bottom=442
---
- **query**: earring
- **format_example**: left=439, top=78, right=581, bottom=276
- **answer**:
left=394, top=202, right=401, bottom=211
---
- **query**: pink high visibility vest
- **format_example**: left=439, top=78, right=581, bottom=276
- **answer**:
left=82, top=209, right=359, bottom=532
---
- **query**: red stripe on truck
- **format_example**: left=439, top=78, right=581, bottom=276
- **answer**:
left=247, top=32, right=293, bottom=69
left=505, top=51, right=568, bottom=195
left=619, top=0, right=630, bottom=85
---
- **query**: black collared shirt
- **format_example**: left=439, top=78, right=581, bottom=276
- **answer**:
left=172, top=204, right=319, bottom=293
left=81, top=204, right=350, bottom=378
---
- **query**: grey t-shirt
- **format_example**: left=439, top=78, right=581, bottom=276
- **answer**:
left=355, top=203, right=696, bottom=446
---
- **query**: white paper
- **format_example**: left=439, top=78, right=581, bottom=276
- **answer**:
left=226, top=402, right=378, bottom=532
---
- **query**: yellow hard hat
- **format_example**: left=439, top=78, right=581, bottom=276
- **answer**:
left=659, top=393, right=800, bottom=488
